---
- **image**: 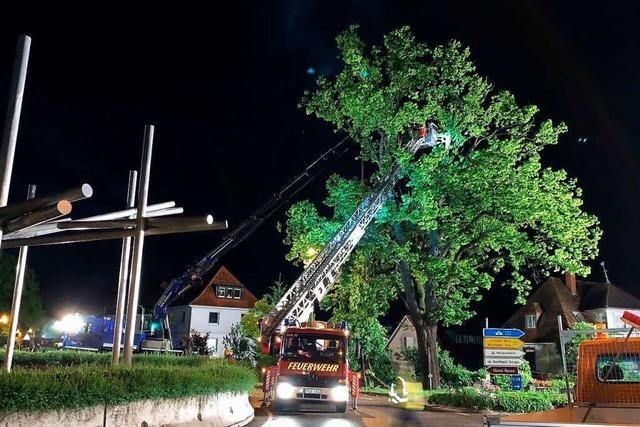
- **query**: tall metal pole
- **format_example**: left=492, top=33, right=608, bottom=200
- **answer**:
left=558, top=315, right=572, bottom=404
left=111, top=170, right=137, bottom=366
left=4, top=184, right=36, bottom=372
left=0, top=35, right=31, bottom=247
left=123, top=125, right=154, bottom=365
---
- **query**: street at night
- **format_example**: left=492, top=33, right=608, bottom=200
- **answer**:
left=1, top=2, right=640, bottom=426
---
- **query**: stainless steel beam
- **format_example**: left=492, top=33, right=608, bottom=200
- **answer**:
left=3, top=200, right=72, bottom=234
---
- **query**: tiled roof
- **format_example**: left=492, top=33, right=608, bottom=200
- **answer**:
left=189, top=266, right=257, bottom=309
left=503, top=276, right=640, bottom=343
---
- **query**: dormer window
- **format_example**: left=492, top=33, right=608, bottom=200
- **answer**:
left=216, top=285, right=242, bottom=299
left=525, top=314, right=537, bottom=329
left=216, top=286, right=226, bottom=298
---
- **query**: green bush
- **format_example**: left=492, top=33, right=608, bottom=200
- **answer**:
left=0, top=350, right=208, bottom=369
left=399, top=346, right=485, bottom=387
left=497, top=391, right=553, bottom=412
left=0, top=359, right=257, bottom=412
left=427, top=387, right=566, bottom=412
left=427, top=387, right=493, bottom=410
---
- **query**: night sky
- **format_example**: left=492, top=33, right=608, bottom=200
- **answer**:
left=0, top=1, right=638, bottom=328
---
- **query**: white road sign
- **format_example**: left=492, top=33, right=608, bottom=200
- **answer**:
left=484, top=357, right=525, bottom=367
left=484, top=349, right=525, bottom=358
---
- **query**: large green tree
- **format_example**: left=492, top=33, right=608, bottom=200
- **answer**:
left=282, top=26, right=601, bottom=388
left=0, top=252, right=45, bottom=333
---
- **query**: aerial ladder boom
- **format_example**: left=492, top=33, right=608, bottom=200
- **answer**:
left=150, top=136, right=352, bottom=344
left=260, top=124, right=450, bottom=350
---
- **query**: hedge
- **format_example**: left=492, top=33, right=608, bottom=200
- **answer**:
left=0, top=350, right=209, bottom=369
left=0, top=353, right=257, bottom=412
left=427, top=387, right=567, bottom=413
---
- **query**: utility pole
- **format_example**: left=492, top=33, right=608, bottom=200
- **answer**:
left=600, top=261, right=611, bottom=284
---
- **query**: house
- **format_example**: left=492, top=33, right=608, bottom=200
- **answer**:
left=503, top=274, right=640, bottom=375
left=167, top=266, right=257, bottom=356
left=387, top=315, right=418, bottom=373
left=387, top=315, right=484, bottom=372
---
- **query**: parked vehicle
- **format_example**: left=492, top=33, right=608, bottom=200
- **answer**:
left=492, top=311, right=640, bottom=426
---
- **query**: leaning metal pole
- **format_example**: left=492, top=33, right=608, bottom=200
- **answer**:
left=4, top=185, right=35, bottom=372
left=124, top=125, right=154, bottom=364
left=0, top=35, right=31, bottom=254
left=112, top=171, right=137, bottom=366
left=557, top=315, right=572, bottom=404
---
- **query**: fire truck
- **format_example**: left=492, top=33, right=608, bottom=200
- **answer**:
left=259, top=124, right=451, bottom=413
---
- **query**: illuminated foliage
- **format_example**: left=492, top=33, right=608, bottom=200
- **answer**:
left=286, top=26, right=601, bottom=388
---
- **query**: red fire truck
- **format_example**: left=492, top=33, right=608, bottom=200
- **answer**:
left=259, top=125, right=450, bottom=413
left=262, top=321, right=357, bottom=413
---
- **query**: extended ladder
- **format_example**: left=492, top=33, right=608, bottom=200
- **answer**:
left=261, top=124, right=450, bottom=344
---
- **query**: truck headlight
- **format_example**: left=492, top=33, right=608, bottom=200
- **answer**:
left=330, top=385, right=349, bottom=402
left=276, top=382, right=296, bottom=400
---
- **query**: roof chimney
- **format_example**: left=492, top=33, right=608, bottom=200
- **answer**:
left=565, top=273, right=577, bottom=296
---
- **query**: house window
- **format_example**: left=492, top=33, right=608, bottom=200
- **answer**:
left=217, top=286, right=226, bottom=298
left=209, top=312, right=220, bottom=325
left=403, top=336, right=415, bottom=348
left=207, top=338, right=218, bottom=353
left=234, top=288, right=242, bottom=299
left=226, top=288, right=234, bottom=298
left=525, top=314, right=537, bottom=329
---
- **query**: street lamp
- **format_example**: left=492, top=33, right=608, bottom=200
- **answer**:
left=0, top=314, right=8, bottom=324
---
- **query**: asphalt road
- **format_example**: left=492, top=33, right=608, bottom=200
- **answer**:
left=247, top=394, right=485, bottom=427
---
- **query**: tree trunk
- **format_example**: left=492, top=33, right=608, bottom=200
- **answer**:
left=409, top=312, right=441, bottom=389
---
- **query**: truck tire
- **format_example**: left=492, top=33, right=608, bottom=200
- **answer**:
left=335, top=402, right=347, bottom=413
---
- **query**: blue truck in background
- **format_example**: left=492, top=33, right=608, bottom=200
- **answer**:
left=61, top=315, right=149, bottom=352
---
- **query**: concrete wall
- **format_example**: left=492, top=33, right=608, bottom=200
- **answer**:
left=188, top=305, right=248, bottom=357
left=0, top=392, right=253, bottom=427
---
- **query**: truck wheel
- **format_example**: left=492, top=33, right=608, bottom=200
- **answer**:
left=335, top=402, right=347, bottom=413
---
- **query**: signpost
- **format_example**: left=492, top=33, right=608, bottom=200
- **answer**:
left=511, top=375, right=523, bottom=391
left=484, top=357, right=525, bottom=367
left=483, top=337, right=524, bottom=349
left=484, top=349, right=525, bottom=358
left=487, top=367, right=519, bottom=375
left=483, top=328, right=525, bottom=377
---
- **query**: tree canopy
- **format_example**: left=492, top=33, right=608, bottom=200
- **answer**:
left=0, top=252, right=45, bottom=333
left=283, top=26, right=601, bottom=387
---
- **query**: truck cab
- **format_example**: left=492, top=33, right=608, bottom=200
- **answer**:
left=263, top=321, right=355, bottom=413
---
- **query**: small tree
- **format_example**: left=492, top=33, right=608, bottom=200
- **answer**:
left=182, top=329, right=212, bottom=355
left=223, top=323, right=257, bottom=363
left=564, top=321, right=595, bottom=374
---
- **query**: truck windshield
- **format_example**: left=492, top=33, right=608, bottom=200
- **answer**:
left=596, top=354, right=640, bottom=383
left=282, top=333, right=346, bottom=363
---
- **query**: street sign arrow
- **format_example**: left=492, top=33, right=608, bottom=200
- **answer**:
left=483, top=328, right=525, bottom=338
left=487, top=367, right=519, bottom=375
left=484, top=357, right=525, bottom=367
left=484, top=349, right=525, bottom=358
left=483, top=338, right=524, bottom=349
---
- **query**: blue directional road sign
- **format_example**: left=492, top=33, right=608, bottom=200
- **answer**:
left=511, top=375, right=523, bottom=391
left=483, top=328, right=525, bottom=338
